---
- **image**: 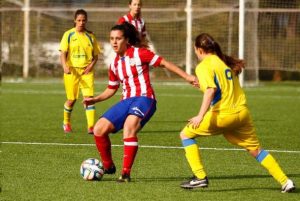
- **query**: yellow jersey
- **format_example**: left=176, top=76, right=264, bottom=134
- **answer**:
left=59, top=28, right=101, bottom=68
left=195, top=54, right=246, bottom=113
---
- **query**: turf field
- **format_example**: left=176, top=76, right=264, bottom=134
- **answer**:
left=1, top=80, right=300, bottom=201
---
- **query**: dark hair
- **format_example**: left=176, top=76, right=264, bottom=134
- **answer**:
left=111, top=22, right=143, bottom=47
left=73, top=9, right=92, bottom=33
left=129, top=0, right=142, bottom=4
left=74, top=9, right=87, bottom=21
left=194, top=33, right=244, bottom=75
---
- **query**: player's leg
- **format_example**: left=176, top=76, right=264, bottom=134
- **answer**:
left=118, top=115, right=141, bottom=182
left=93, top=117, right=116, bottom=174
left=179, top=111, right=219, bottom=189
left=81, top=70, right=95, bottom=134
left=224, top=107, right=295, bottom=193
left=95, top=99, right=133, bottom=175
left=118, top=97, right=156, bottom=182
left=180, top=131, right=209, bottom=189
left=63, top=67, right=80, bottom=133
left=63, top=99, right=76, bottom=132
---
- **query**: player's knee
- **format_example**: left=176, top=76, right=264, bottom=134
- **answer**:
left=247, top=149, right=261, bottom=158
left=180, top=131, right=188, bottom=140
left=93, top=119, right=113, bottom=137
left=66, top=99, right=76, bottom=107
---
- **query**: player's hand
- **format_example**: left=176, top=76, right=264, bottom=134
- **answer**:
left=83, top=97, right=95, bottom=107
left=186, top=75, right=199, bottom=88
left=191, top=77, right=199, bottom=88
left=188, top=115, right=203, bottom=129
left=63, top=66, right=71, bottom=74
left=83, top=65, right=93, bottom=75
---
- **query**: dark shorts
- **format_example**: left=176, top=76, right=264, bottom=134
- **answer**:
left=101, top=96, right=157, bottom=133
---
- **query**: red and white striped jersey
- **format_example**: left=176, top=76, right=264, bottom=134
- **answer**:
left=108, top=46, right=162, bottom=100
left=118, top=13, right=147, bottom=37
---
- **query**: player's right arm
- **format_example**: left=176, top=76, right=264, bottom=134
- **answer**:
left=83, top=63, right=120, bottom=106
left=60, top=51, right=70, bottom=74
left=83, top=88, right=118, bottom=106
left=59, top=31, right=71, bottom=74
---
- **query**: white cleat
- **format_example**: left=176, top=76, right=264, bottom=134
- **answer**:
left=281, top=179, right=296, bottom=193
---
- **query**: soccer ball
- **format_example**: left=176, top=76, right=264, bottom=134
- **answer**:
left=80, top=158, right=104, bottom=181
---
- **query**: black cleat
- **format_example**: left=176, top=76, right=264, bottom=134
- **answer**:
left=104, top=165, right=116, bottom=174
left=117, top=174, right=131, bottom=183
left=180, top=176, right=209, bottom=189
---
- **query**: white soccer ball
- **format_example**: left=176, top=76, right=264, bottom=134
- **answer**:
left=80, top=158, right=104, bottom=181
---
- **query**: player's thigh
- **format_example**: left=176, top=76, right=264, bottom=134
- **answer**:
left=94, top=117, right=115, bottom=137
left=223, top=108, right=260, bottom=151
left=101, top=99, right=131, bottom=133
left=182, top=111, right=222, bottom=139
left=80, top=70, right=94, bottom=97
left=64, top=68, right=80, bottom=100
left=123, top=115, right=142, bottom=138
left=128, top=97, right=156, bottom=128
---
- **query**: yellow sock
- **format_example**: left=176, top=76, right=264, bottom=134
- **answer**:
left=85, top=105, right=95, bottom=128
left=256, top=150, right=288, bottom=185
left=182, top=139, right=206, bottom=179
left=63, top=104, right=73, bottom=125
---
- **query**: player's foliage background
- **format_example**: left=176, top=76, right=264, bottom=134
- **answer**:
left=1, top=81, right=299, bottom=201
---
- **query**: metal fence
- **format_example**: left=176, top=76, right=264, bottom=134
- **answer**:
left=1, top=0, right=300, bottom=82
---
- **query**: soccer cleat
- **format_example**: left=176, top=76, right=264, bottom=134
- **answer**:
left=88, top=127, right=94, bottom=135
left=180, top=176, right=209, bottom=189
left=63, top=124, right=72, bottom=133
left=104, top=165, right=116, bottom=174
left=281, top=179, right=296, bottom=193
left=117, top=174, right=131, bottom=183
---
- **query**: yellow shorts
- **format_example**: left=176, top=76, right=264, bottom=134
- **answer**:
left=182, top=107, right=260, bottom=151
left=64, top=67, right=94, bottom=100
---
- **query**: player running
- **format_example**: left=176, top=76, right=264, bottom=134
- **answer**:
left=83, top=22, right=197, bottom=182
left=59, top=9, right=101, bottom=134
left=179, top=33, right=296, bottom=193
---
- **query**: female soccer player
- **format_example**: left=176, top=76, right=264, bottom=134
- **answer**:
left=118, top=0, right=148, bottom=45
left=179, top=33, right=295, bottom=193
left=59, top=9, right=101, bottom=134
left=83, top=22, right=196, bottom=182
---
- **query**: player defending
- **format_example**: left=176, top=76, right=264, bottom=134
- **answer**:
left=83, top=22, right=197, bottom=182
left=179, top=33, right=296, bottom=193
left=59, top=9, right=101, bottom=134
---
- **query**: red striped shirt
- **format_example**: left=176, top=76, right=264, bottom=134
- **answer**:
left=108, top=46, right=162, bottom=100
left=118, top=13, right=147, bottom=37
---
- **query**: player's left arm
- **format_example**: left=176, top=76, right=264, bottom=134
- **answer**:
left=83, top=55, right=98, bottom=75
left=83, top=35, right=101, bottom=75
left=160, top=59, right=198, bottom=86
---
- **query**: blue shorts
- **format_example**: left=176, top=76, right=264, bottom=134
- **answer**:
left=101, top=97, right=157, bottom=133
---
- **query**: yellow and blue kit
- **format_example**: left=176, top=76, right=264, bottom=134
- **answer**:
left=60, top=27, right=100, bottom=100
left=60, top=27, right=100, bottom=68
left=60, top=28, right=100, bottom=129
left=182, top=55, right=288, bottom=185
left=183, top=54, right=259, bottom=150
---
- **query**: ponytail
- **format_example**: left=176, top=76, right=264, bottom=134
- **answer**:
left=194, top=33, right=244, bottom=75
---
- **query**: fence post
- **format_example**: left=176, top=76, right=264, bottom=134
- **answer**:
left=23, top=0, right=30, bottom=79
left=239, top=0, right=245, bottom=86
left=185, top=0, right=192, bottom=75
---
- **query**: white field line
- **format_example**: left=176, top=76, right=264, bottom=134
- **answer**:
left=2, top=141, right=300, bottom=154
